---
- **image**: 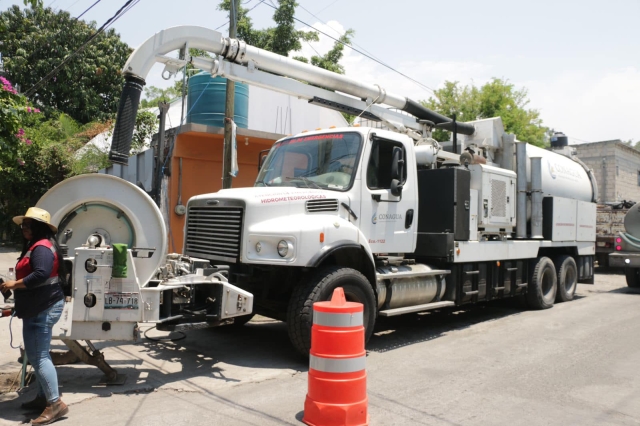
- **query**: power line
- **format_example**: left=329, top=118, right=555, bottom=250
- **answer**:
left=64, top=0, right=85, bottom=13
left=77, top=0, right=103, bottom=19
left=25, top=0, right=140, bottom=97
left=315, top=0, right=341, bottom=15
left=262, top=2, right=435, bottom=94
left=214, top=0, right=266, bottom=32
left=297, top=3, right=386, bottom=67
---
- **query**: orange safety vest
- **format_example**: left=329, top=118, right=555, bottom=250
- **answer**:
left=15, top=239, right=59, bottom=287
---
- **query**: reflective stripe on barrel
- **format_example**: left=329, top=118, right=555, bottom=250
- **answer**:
left=313, top=311, right=363, bottom=328
left=304, top=287, right=368, bottom=426
left=309, top=354, right=366, bottom=373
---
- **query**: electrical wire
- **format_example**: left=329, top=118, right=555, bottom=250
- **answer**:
left=297, top=3, right=385, bottom=65
left=214, top=0, right=266, bottom=32
left=24, top=0, right=141, bottom=97
left=64, top=0, right=85, bottom=13
left=315, top=0, right=341, bottom=15
left=76, top=0, right=103, bottom=19
left=567, top=136, right=592, bottom=144
left=262, top=1, right=435, bottom=95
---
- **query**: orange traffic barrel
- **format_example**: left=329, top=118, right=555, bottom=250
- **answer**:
left=303, top=287, right=368, bottom=426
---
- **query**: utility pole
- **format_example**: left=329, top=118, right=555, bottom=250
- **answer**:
left=222, top=0, right=240, bottom=189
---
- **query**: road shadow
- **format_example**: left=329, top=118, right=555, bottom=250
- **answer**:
left=368, top=300, right=526, bottom=353
left=595, top=266, right=624, bottom=275
left=0, top=293, right=580, bottom=421
left=608, top=287, right=640, bottom=295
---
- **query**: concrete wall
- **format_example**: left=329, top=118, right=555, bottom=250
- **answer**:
left=574, top=140, right=640, bottom=203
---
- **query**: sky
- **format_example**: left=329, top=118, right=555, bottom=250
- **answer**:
left=4, top=0, right=640, bottom=144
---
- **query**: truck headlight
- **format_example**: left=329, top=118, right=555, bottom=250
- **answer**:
left=277, top=240, right=289, bottom=257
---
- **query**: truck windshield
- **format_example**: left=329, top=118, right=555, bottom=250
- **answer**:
left=255, top=132, right=362, bottom=191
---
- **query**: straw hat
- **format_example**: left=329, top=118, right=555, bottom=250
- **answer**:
left=13, top=207, right=58, bottom=233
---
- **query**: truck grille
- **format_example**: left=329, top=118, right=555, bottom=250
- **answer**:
left=306, top=199, right=339, bottom=213
left=185, top=206, right=243, bottom=263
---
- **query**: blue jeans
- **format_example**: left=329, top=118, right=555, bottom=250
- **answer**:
left=22, top=299, right=64, bottom=403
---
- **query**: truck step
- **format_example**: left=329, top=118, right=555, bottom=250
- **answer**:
left=377, top=269, right=450, bottom=280
left=378, top=301, right=455, bottom=317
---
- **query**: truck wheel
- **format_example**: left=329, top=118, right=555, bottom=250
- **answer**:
left=554, top=255, right=577, bottom=303
left=527, top=257, right=557, bottom=309
left=286, top=266, right=376, bottom=355
left=625, top=268, right=640, bottom=288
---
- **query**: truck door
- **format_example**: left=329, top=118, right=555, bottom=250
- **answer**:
left=359, top=134, right=416, bottom=254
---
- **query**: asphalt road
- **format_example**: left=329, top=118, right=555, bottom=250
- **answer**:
left=0, top=246, right=638, bottom=425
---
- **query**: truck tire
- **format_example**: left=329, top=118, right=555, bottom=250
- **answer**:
left=286, top=266, right=376, bottom=355
left=554, top=255, right=577, bottom=303
left=624, top=268, right=640, bottom=288
left=527, top=257, right=557, bottom=310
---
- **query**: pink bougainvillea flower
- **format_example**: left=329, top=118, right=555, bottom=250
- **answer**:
left=0, top=76, right=18, bottom=95
left=17, top=159, right=25, bottom=166
left=25, top=139, right=33, bottom=145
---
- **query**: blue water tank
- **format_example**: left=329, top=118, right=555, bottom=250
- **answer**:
left=186, top=72, right=249, bottom=128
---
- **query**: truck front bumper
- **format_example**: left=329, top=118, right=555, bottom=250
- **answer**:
left=609, top=252, right=640, bottom=268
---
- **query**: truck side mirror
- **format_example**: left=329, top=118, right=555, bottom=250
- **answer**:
left=390, top=146, right=404, bottom=197
left=258, top=149, right=270, bottom=171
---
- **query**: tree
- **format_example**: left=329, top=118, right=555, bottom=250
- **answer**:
left=23, top=0, right=42, bottom=8
left=0, top=77, right=75, bottom=240
left=140, top=85, right=182, bottom=108
left=217, top=0, right=319, bottom=55
left=0, top=6, right=132, bottom=124
left=422, top=78, right=548, bottom=147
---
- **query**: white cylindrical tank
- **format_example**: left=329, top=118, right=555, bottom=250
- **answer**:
left=525, top=144, right=594, bottom=202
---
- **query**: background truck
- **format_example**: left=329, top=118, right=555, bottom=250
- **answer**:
left=607, top=202, right=640, bottom=288
left=37, top=26, right=598, bottom=357
left=596, top=201, right=634, bottom=267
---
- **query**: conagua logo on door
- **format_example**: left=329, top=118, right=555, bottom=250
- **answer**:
left=371, top=212, right=403, bottom=224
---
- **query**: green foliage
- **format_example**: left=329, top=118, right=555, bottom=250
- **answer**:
left=0, top=84, right=76, bottom=240
left=0, top=76, right=33, bottom=169
left=217, top=0, right=319, bottom=54
left=140, top=85, right=181, bottom=108
left=131, top=111, right=158, bottom=154
left=422, top=78, right=548, bottom=147
left=23, top=0, right=43, bottom=8
left=310, top=29, right=354, bottom=75
left=0, top=79, right=156, bottom=240
left=72, top=110, right=157, bottom=175
left=0, top=5, right=132, bottom=124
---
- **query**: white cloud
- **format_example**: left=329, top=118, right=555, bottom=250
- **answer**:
left=526, top=67, right=640, bottom=143
left=295, top=21, right=492, bottom=103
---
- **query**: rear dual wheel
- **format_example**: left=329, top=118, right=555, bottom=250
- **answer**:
left=527, top=257, right=557, bottom=309
left=555, top=255, right=578, bottom=303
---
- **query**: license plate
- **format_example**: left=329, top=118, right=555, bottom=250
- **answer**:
left=105, top=292, right=139, bottom=310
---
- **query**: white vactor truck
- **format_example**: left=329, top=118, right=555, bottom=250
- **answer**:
left=39, top=26, right=597, bottom=366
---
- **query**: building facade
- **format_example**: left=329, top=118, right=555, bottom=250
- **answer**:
left=573, top=140, right=640, bottom=203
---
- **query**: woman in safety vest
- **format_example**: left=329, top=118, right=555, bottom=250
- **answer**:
left=0, top=207, right=69, bottom=424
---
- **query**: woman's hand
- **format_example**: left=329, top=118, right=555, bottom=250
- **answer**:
left=0, top=280, right=25, bottom=291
